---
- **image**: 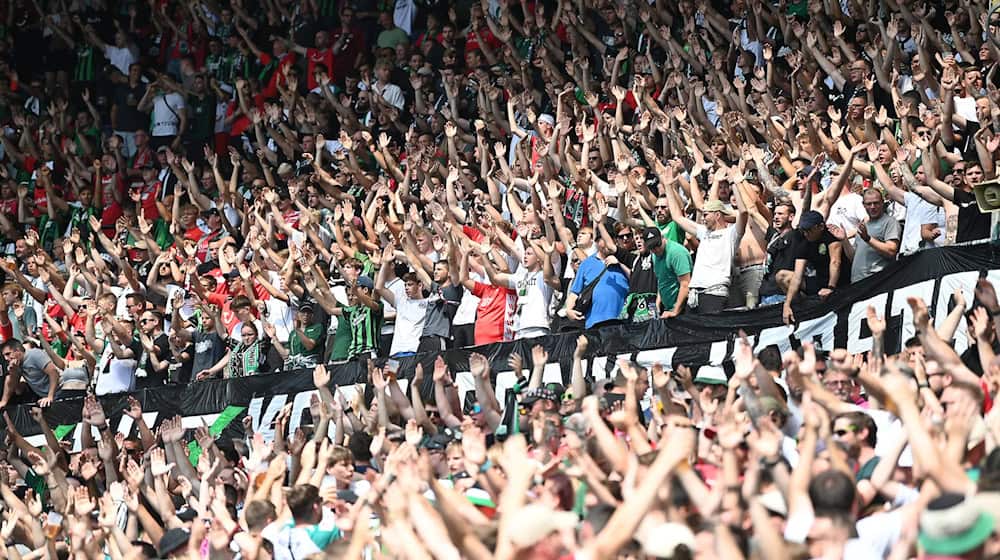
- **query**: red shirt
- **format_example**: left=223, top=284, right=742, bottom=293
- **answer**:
left=258, top=52, right=297, bottom=99
left=99, top=173, right=125, bottom=234
left=471, top=281, right=517, bottom=345
left=138, top=180, right=162, bottom=220
left=306, top=48, right=335, bottom=89
left=465, top=27, right=501, bottom=54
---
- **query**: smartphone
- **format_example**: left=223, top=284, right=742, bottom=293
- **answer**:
left=385, top=358, right=399, bottom=379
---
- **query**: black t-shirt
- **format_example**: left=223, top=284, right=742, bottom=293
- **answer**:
left=186, top=93, right=217, bottom=141
left=136, top=332, right=171, bottom=389
left=954, top=188, right=991, bottom=244
left=113, top=82, right=148, bottom=132
left=759, top=228, right=841, bottom=297
left=618, top=249, right=656, bottom=295
left=961, top=339, right=1000, bottom=376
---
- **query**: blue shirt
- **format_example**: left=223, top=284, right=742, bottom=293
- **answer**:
left=570, top=254, right=629, bottom=328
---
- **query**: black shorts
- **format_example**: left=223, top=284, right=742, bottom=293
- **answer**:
left=452, top=324, right=475, bottom=349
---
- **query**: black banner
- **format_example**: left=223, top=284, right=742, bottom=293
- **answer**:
left=12, top=244, right=1000, bottom=444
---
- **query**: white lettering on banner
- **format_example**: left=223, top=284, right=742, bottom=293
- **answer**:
left=456, top=371, right=474, bottom=411
left=249, top=394, right=288, bottom=442
left=888, top=280, right=935, bottom=349
left=934, top=272, right=993, bottom=356
left=794, top=312, right=837, bottom=351
left=591, top=356, right=609, bottom=380
left=755, top=325, right=794, bottom=354
left=847, top=292, right=889, bottom=355
left=708, top=340, right=729, bottom=365
left=494, top=370, right=517, bottom=404
left=636, top=348, right=677, bottom=370
left=287, top=390, right=319, bottom=434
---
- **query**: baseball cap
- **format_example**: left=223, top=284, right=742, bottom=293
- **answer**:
left=520, top=383, right=565, bottom=405
left=702, top=199, right=734, bottom=215
left=158, top=528, right=190, bottom=557
left=641, top=226, right=663, bottom=250
left=798, top=210, right=825, bottom=230
left=298, top=300, right=315, bottom=312
left=356, top=276, right=374, bottom=290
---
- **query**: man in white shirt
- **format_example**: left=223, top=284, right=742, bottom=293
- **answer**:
left=662, top=173, right=749, bottom=314
left=481, top=240, right=560, bottom=339
left=138, top=80, right=187, bottom=151
left=375, top=249, right=428, bottom=357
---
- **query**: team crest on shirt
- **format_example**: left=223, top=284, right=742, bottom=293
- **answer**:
left=819, top=244, right=827, bottom=255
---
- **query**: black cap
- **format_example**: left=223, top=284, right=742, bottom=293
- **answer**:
left=298, top=300, right=315, bottom=312
left=641, top=226, right=663, bottom=250
left=158, top=528, right=190, bottom=557
left=798, top=210, right=825, bottom=230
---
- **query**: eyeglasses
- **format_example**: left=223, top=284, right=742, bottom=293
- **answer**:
left=617, top=232, right=633, bottom=239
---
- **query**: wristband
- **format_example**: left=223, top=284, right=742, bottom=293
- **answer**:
left=917, top=381, right=930, bottom=389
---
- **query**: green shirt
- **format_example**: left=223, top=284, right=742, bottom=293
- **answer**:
left=344, top=302, right=383, bottom=359
left=657, top=220, right=685, bottom=245
left=653, top=239, right=693, bottom=311
left=330, top=315, right=351, bottom=361
left=289, top=322, right=324, bottom=357
left=353, top=250, right=376, bottom=278
left=74, top=45, right=96, bottom=82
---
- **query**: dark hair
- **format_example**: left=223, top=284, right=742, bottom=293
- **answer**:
left=286, top=484, right=321, bottom=522
left=130, top=541, right=158, bottom=559
left=244, top=500, right=277, bottom=531
left=232, top=296, right=253, bottom=311
left=545, top=472, right=575, bottom=511
left=834, top=411, right=877, bottom=448
left=808, top=470, right=856, bottom=517
left=1, top=339, right=23, bottom=353
left=757, top=345, right=782, bottom=372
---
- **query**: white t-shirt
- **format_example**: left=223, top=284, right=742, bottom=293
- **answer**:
left=827, top=192, right=867, bottom=239
left=954, top=95, right=979, bottom=124
left=454, top=271, right=484, bottom=326
left=104, top=45, right=137, bottom=76
left=151, top=93, right=186, bottom=137
left=690, top=224, right=739, bottom=296
left=380, top=277, right=403, bottom=336
left=393, top=0, right=415, bottom=34
left=509, top=267, right=553, bottom=334
left=373, top=83, right=405, bottom=110
left=390, top=294, right=429, bottom=355
left=900, top=192, right=945, bottom=255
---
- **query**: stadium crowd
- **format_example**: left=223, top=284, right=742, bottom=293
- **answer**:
left=0, top=0, right=999, bottom=557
